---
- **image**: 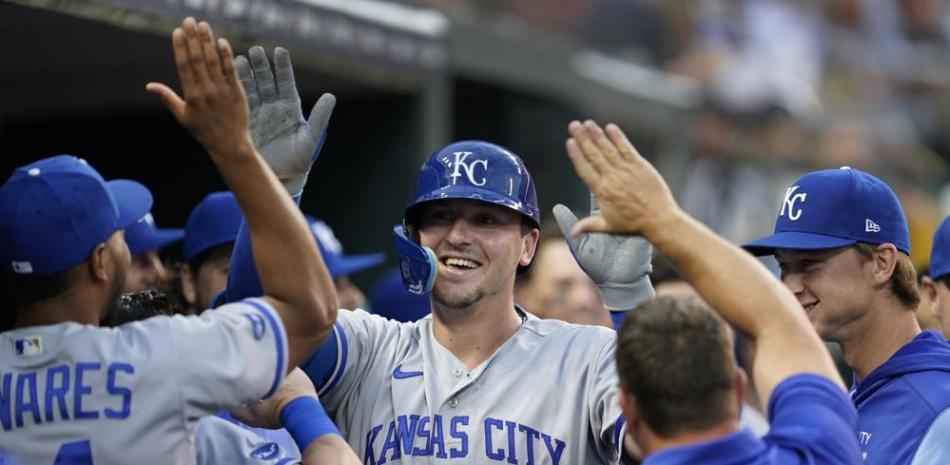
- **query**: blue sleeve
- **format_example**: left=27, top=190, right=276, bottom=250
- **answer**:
left=910, top=406, right=950, bottom=465
left=765, top=374, right=863, bottom=465
left=224, top=195, right=302, bottom=304
left=223, top=194, right=342, bottom=392
left=299, top=326, right=341, bottom=390
left=225, top=220, right=264, bottom=303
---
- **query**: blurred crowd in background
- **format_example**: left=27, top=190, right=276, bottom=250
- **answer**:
left=397, top=0, right=950, bottom=267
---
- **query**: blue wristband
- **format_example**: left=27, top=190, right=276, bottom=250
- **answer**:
left=279, top=397, right=340, bottom=450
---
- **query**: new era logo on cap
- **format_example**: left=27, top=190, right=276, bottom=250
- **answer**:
left=11, top=261, right=33, bottom=274
left=743, top=167, right=910, bottom=256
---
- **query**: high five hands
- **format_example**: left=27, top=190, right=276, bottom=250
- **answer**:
left=565, top=120, right=681, bottom=240
left=145, top=18, right=253, bottom=160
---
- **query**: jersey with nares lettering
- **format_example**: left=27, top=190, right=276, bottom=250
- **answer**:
left=303, top=308, right=624, bottom=465
left=0, top=298, right=287, bottom=465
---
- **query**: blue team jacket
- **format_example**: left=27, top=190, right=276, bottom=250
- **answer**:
left=851, top=330, right=950, bottom=465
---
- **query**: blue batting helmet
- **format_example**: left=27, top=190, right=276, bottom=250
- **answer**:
left=404, top=140, right=540, bottom=227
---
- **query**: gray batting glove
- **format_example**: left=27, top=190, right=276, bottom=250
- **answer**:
left=553, top=194, right=655, bottom=311
left=235, top=46, right=336, bottom=197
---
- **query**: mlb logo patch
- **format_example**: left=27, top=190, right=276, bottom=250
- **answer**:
left=14, top=335, right=42, bottom=356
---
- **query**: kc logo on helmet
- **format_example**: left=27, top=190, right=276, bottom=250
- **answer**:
left=449, top=152, right=488, bottom=186
left=780, top=185, right=807, bottom=221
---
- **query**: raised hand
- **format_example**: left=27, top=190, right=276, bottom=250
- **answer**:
left=553, top=194, right=654, bottom=311
left=565, top=120, right=679, bottom=239
left=146, top=18, right=252, bottom=160
left=235, top=46, right=336, bottom=196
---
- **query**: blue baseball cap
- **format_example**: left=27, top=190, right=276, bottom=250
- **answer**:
left=930, top=216, right=950, bottom=280
left=183, top=192, right=243, bottom=262
left=125, top=212, right=184, bottom=256
left=744, top=167, right=910, bottom=256
left=0, top=155, right=152, bottom=275
left=308, top=216, right=384, bottom=278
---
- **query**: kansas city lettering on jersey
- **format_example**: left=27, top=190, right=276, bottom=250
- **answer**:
left=363, top=415, right=567, bottom=465
left=0, top=362, right=134, bottom=431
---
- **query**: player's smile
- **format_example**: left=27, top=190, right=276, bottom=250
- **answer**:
left=439, top=254, right=483, bottom=277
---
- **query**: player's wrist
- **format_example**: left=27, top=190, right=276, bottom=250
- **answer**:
left=207, top=134, right=257, bottom=164
left=639, top=205, right=686, bottom=244
left=279, top=396, right=340, bottom=450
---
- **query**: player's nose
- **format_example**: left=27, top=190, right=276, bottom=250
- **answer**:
left=444, top=217, right=474, bottom=247
left=780, top=270, right=805, bottom=295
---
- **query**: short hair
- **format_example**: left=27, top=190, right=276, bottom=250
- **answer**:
left=616, top=296, right=737, bottom=437
left=852, top=243, right=919, bottom=310
left=3, top=262, right=84, bottom=308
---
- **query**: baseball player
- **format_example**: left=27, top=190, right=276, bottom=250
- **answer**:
left=0, top=18, right=336, bottom=464
left=744, top=168, right=950, bottom=464
left=921, top=216, right=950, bottom=337
left=98, top=288, right=355, bottom=465
left=122, top=206, right=183, bottom=294
left=567, top=120, right=862, bottom=464
left=180, top=191, right=244, bottom=312
left=223, top=47, right=655, bottom=464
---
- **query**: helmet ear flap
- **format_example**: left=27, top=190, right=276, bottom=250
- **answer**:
left=393, top=224, right=437, bottom=295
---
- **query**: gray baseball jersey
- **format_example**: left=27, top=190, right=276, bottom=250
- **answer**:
left=195, top=415, right=301, bottom=465
left=316, top=307, right=623, bottom=465
left=0, top=298, right=287, bottom=465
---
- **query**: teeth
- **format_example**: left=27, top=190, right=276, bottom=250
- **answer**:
left=445, top=258, right=478, bottom=269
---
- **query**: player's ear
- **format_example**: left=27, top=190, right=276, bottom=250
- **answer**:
left=519, top=227, right=540, bottom=267
left=921, top=275, right=938, bottom=306
left=735, top=367, right=748, bottom=413
left=88, top=242, right=111, bottom=283
left=180, top=263, right=198, bottom=306
left=869, top=243, right=898, bottom=286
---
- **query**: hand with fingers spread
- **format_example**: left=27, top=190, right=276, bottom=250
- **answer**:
left=565, top=120, right=680, bottom=240
left=235, top=46, right=336, bottom=196
left=553, top=194, right=654, bottom=311
left=146, top=18, right=252, bottom=160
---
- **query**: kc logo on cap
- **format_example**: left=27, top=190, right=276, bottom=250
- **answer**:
left=780, top=186, right=808, bottom=221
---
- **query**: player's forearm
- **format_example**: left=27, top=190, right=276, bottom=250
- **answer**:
left=209, top=141, right=337, bottom=333
left=646, top=209, right=813, bottom=342
left=646, top=209, right=842, bottom=396
left=301, top=435, right=362, bottom=465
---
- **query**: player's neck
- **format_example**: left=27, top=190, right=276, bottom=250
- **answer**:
left=431, top=293, right=523, bottom=370
left=641, top=419, right=741, bottom=457
left=840, top=300, right=920, bottom=380
left=16, top=285, right=105, bottom=329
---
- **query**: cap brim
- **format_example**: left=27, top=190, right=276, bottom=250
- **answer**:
left=107, top=180, right=153, bottom=229
left=742, top=231, right=857, bottom=256
left=408, top=185, right=539, bottom=226
left=330, top=252, right=385, bottom=278
left=128, top=228, right=184, bottom=255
